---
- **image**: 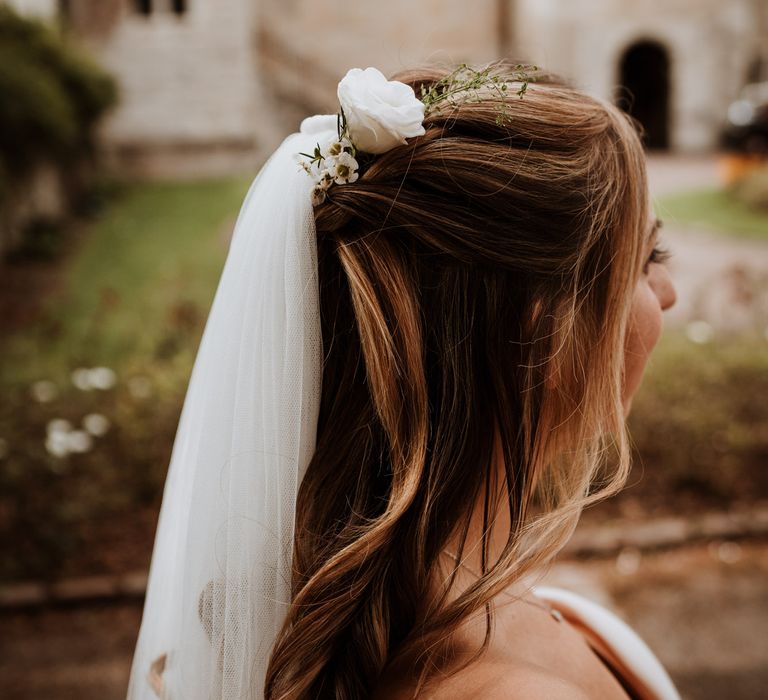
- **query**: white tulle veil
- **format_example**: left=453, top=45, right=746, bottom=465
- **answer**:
left=127, top=115, right=339, bottom=699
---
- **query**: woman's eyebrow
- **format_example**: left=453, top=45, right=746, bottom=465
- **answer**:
left=649, top=217, right=663, bottom=240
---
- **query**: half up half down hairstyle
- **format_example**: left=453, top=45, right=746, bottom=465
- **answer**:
left=265, top=60, right=649, bottom=699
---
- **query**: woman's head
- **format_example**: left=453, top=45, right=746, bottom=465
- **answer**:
left=266, top=61, right=668, bottom=698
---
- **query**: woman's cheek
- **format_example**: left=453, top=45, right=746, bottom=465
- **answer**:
left=623, top=282, right=663, bottom=409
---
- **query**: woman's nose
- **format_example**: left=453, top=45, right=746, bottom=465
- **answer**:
left=655, top=265, right=677, bottom=311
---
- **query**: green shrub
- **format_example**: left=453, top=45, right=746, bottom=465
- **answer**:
left=0, top=45, right=79, bottom=168
left=628, top=333, right=768, bottom=508
left=0, top=6, right=117, bottom=175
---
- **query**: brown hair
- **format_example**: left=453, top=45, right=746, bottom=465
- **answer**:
left=265, top=61, right=649, bottom=698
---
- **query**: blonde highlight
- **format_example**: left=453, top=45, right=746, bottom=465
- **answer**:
left=265, top=61, right=650, bottom=699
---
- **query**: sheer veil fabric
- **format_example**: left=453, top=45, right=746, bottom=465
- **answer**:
left=127, top=117, right=338, bottom=699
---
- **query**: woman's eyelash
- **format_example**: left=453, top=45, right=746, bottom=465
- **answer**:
left=649, top=245, right=671, bottom=266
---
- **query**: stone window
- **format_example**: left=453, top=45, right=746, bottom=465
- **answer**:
left=132, top=0, right=187, bottom=16
left=134, top=0, right=152, bottom=15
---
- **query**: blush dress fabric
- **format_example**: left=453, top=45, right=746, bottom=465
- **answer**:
left=533, top=586, right=683, bottom=700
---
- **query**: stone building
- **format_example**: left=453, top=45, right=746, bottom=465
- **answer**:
left=262, top=0, right=768, bottom=153
left=4, top=0, right=270, bottom=177
left=4, top=0, right=767, bottom=175
left=515, top=0, right=768, bottom=151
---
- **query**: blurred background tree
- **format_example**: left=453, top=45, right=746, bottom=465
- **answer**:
left=0, top=5, right=116, bottom=259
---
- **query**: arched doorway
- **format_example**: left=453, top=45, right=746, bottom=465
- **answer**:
left=618, top=40, right=671, bottom=150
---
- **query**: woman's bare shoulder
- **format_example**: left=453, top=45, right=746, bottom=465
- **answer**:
left=379, top=660, right=591, bottom=700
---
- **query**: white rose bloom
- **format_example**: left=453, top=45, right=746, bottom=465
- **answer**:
left=337, top=67, right=426, bottom=154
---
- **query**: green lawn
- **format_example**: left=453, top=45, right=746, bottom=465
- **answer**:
left=656, top=188, right=768, bottom=239
left=1, top=176, right=252, bottom=386
left=0, top=175, right=254, bottom=582
left=1, top=176, right=767, bottom=582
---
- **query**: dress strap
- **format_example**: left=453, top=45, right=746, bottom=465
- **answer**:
left=532, top=586, right=682, bottom=700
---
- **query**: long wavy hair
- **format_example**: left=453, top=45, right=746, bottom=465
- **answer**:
left=265, top=61, right=649, bottom=698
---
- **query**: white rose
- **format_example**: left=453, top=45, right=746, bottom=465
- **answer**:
left=337, top=67, right=426, bottom=154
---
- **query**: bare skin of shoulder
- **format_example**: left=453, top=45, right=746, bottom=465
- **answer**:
left=374, top=593, right=631, bottom=700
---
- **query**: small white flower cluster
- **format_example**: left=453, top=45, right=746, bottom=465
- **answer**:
left=299, top=137, right=360, bottom=207
left=29, top=367, right=117, bottom=403
left=30, top=380, right=58, bottom=403
left=45, top=413, right=111, bottom=459
left=71, top=366, right=117, bottom=391
left=127, top=374, right=153, bottom=399
left=299, top=67, right=426, bottom=206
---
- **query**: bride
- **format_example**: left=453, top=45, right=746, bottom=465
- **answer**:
left=127, top=61, right=679, bottom=699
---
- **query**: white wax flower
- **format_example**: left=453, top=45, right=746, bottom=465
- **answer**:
left=330, top=152, right=359, bottom=185
left=311, top=186, right=327, bottom=207
left=337, top=67, right=426, bottom=154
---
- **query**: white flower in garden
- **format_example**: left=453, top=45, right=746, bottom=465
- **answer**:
left=330, top=152, right=359, bottom=185
left=71, top=367, right=93, bottom=391
left=127, top=375, right=153, bottom=399
left=66, top=429, right=93, bottom=453
left=337, top=67, right=426, bottom=154
left=83, top=413, right=110, bottom=437
left=685, top=320, right=714, bottom=345
left=47, top=418, right=73, bottom=436
left=45, top=431, right=70, bottom=458
left=89, top=366, right=117, bottom=390
left=30, top=380, right=58, bottom=403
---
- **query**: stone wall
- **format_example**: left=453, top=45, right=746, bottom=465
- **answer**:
left=72, top=0, right=266, bottom=177
left=259, top=0, right=767, bottom=153
left=515, top=0, right=767, bottom=151
left=258, top=0, right=504, bottom=127
left=6, top=0, right=767, bottom=171
left=3, top=0, right=57, bottom=17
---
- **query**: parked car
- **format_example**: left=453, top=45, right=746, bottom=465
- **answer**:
left=722, top=81, right=768, bottom=154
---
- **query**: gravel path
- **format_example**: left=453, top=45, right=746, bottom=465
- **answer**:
left=2, top=539, right=765, bottom=700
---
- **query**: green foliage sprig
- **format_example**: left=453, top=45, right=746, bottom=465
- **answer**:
left=420, top=62, right=538, bottom=126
